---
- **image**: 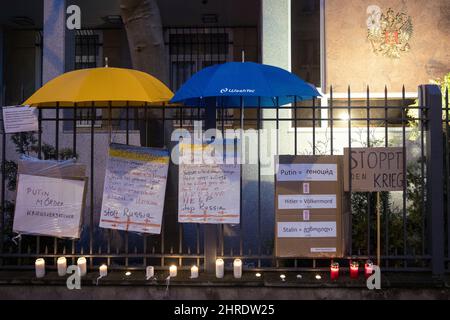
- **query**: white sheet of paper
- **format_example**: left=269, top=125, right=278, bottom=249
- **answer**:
left=13, top=174, right=85, bottom=238
left=278, top=194, right=337, bottom=209
left=178, top=141, right=241, bottom=224
left=2, top=105, right=39, bottom=134
left=99, top=144, right=169, bottom=234
left=277, top=222, right=337, bottom=238
left=276, top=163, right=338, bottom=181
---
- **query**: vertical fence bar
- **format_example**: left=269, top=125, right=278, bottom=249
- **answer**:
left=204, top=97, right=218, bottom=273
left=90, top=102, right=95, bottom=268
left=312, top=97, right=316, bottom=155
left=257, top=97, right=262, bottom=268
left=330, top=86, right=334, bottom=155
left=36, top=109, right=42, bottom=256
left=125, top=104, right=129, bottom=268
left=447, top=87, right=450, bottom=269
left=239, top=97, right=243, bottom=257
left=420, top=84, right=444, bottom=276
left=54, top=103, right=60, bottom=265
left=347, top=86, right=353, bottom=255
left=143, top=103, right=148, bottom=268
left=384, top=86, right=389, bottom=268
left=72, top=104, right=77, bottom=264
left=366, top=87, right=371, bottom=257
left=294, top=96, right=297, bottom=155
left=0, top=101, right=5, bottom=264
left=402, top=86, right=409, bottom=268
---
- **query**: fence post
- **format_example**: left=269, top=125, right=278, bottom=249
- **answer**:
left=204, top=97, right=218, bottom=273
left=419, top=84, right=445, bottom=276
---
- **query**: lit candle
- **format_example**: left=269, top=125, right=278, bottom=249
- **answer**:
left=350, top=261, right=359, bottom=279
left=57, top=257, right=67, bottom=276
left=365, top=260, right=374, bottom=279
left=77, top=257, right=87, bottom=276
left=146, top=266, right=154, bottom=279
left=190, top=265, right=199, bottom=279
left=215, top=259, right=224, bottom=278
left=233, top=259, right=242, bottom=278
left=169, top=265, right=177, bottom=277
left=35, top=258, right=45, bottom=278
left=99, top=264, right=108, bottom=277
left=330, top=262, right=339, bottom=281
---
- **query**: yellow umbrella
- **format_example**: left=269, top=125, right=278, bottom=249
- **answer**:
left=23, top=67, right=173, bottom=107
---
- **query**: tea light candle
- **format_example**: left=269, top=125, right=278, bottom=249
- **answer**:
left=190, top=265, right=199, bottom=279
left=146, top=266, right=154, bottom=279
left=365, top=260, right=374, bottom=279
left=57, top=257, right=67, bottom=276
left=350, top=261, right=359, bottom=279
left=169, top=265, right=177, bottom=277
left=330, top=262, right=339, bottom=281
left=215, top=259, right=224, bottom=278
left=99, top=264, right=108, bottom=277
left=233, top=259, right=242, bottom=278
left=35, top=258, right=45, bottom=278
left=77, top=257, right=87, bottom=276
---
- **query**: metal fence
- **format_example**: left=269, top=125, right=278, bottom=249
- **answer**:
left=0, top=85, right=448, bottom=276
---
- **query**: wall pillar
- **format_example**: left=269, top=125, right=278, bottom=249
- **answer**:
left=43, top=0, right=74, bottom=84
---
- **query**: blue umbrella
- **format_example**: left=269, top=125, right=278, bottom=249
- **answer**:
left=170, top=62, right=321, bottom=107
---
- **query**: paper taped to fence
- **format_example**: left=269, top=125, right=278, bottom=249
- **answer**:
left=13, top=174, right=86, bottom=238
left=275, top=155, right=345, bottom=258
left=178, top=142, right=240, bottom=224
left=99, top=144, right=169, bottom=234
left=2, top=105, right=39, bottom=134
left=344, top=147, right=404, bottom=192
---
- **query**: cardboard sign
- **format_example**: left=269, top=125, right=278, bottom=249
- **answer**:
left=13, top=174, right=86, bottom=238
left=344, top=147, right=404, bottom=192
left=99, top=144, right=169, bottom=234
left=178, top=142, right=240, bottom=224
left=275, top=155, right=345, bottom=258
left=2, top=105, right=39, bottom=133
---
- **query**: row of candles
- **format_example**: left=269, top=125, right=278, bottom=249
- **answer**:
left=35, top=257, right=373, bottom=280
left=35, top=257, right=107, bottom=278
left=330, top=261, right=374, bottom=280
left=34, top=257, right=243, bottom=279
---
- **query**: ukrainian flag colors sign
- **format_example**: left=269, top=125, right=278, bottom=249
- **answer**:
left=100, top=143, right=169, bottom=234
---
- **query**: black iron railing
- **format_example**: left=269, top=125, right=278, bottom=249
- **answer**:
left=0, top=85, right=447, bottom=276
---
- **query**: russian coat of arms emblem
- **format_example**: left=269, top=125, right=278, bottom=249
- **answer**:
left=366, top=5, right=413, bottom=59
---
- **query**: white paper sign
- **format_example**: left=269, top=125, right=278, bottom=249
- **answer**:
left=277, top=222, right=337, bottom=238
left=2, top=105, right=39, bottom=134
left=13, top=174, right=86, bottom=238
left=178, top=143, right=240, bottom=224
left=278, top=194, right=337, bottom=209
left=276, top=163, right=337, bottom=181
left=99, top=144, right=169, bottom=234
left=311, top=247, right=337, bottom=253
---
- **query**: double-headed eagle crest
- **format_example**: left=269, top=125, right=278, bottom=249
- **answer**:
left=367, top=6, right=413, bottom=59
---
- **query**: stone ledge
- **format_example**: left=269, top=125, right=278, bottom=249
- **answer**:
left=0, top=271, right=448, bottom=289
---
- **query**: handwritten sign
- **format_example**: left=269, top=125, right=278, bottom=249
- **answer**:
left=178, top=143, right=240, bottom=224
left=99, top=144, right=169, bottom=234
left=2, top=105, right=39, bottom=133
left=344, top=147, right=404, bottom=192
left=13, top=174, right=86, bottom=238
left=275, top=155, right=344, bottom=258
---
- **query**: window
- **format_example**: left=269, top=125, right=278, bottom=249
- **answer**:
left=291, top=0, right=322, bottom=128
left=74, top=30, right=103, bottom=128
left=291, top=0, right=321, bottom=87
left=166, top=28, right=234, bottom=128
